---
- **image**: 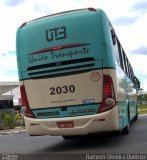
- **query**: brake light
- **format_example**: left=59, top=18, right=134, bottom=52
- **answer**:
left=29, top=43, right=89, bottom=55
left=88, top=8, right=96, bottom=11
left=98, top=75, right=116, bottom=113
left=19, top=22, right=27, bottom=29
left=20, top=85, right=35, bottom=118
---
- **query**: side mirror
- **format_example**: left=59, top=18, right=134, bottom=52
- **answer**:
left=133, top=76, right=140, bottom=89
left=111, top=29, right=116, bottom=45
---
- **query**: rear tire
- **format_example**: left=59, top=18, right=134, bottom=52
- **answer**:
left=133, top=113, right=138, bottom=121
left=62, top=135, right=80, bottom=140
left=121, top=106, right=130, bottom=135
left=133, top=106, right=138, bottom=121
left=121, top=124, right=130, bottom=135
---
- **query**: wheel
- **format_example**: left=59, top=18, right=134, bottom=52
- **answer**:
left=62, top=135, right=80, bottom=140
left=121, top=124, right=130, bottom=135
left=133, top=107, right=138, bottom=121
left=121, top=106, right=130, bottom=135
left=133, top=113, right=138, bottom=121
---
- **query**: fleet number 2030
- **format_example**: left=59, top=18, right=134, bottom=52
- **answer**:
left=49, top=85, right=75, bottom=95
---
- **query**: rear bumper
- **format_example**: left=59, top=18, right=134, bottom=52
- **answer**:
left=24, top=107, right=119, bottom=136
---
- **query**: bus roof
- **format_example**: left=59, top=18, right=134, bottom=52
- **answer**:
left=19, top=8, right=98, bottom=28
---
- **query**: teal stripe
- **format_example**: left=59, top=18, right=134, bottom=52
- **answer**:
left=32, top=103, right=100, bottom=119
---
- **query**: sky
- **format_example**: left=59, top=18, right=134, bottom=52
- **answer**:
left=0, top=0, right=147, bottom=92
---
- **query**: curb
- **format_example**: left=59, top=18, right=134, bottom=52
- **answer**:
left=0, top=128, right=26, bottom=135
left=139, top=114, right=147, bottom=117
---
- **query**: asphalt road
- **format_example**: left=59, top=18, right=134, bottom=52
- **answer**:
left=0, top=115, right=147, bottom=160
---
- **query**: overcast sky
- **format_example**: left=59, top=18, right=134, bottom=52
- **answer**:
left=0, top=0, right=147, bottom=92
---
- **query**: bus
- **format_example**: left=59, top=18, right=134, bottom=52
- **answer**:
left=16, top=8, right=140, bottom=138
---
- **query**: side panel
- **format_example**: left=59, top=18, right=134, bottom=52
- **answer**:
left=115, top=61, right=137, bottom=130
left=127, top=78, right=137, bottom=121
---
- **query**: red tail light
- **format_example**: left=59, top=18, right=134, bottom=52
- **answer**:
left=20, top=85, right=35, bottom=118
left=88, top=8, right=96, bottom=11
left=19, top=22, right=27, bottom=29
left=98, top=75, right=116, bottom=113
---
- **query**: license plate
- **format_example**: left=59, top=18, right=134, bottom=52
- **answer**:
left=57, top=121, right=74, bottom=128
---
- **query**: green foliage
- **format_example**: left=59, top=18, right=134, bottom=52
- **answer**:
left=138, top=105, right=147, bottom=115
left=0, top=110, right=25, bottom=130
left=138, top=94, right=147, bottom=100
left=1, top=112, right=15, bottom=129
left=138, top=94, right=147, bottom=106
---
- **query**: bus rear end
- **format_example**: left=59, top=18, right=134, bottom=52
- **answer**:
left=16, top=8, right=119, bottom=136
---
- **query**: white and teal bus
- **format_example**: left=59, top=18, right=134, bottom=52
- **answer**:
left=16, top=8, right=140, bottom=138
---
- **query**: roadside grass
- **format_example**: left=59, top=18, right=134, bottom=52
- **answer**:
left=138, top=105, right=147, bottom=115
left=0, top=111, right=25, bottom=130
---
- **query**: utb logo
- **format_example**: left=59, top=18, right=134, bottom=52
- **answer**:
left=45, top=26, right=67, bottom=42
